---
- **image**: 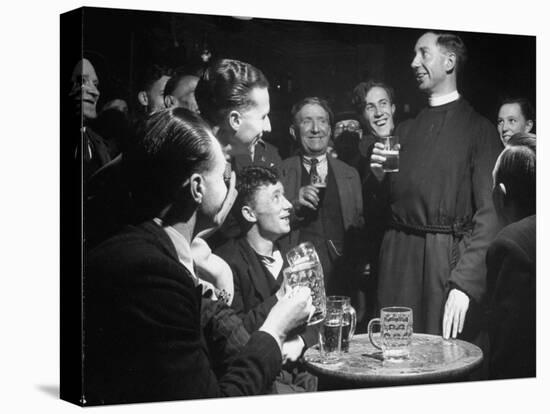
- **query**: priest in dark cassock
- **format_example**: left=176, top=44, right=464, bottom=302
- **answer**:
left=368, top=32, right=503, bottom=340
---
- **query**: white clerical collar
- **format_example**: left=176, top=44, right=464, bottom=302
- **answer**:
left=429, top=90, right=460, bottom=107
left=153, top=218, right=197, bottom=281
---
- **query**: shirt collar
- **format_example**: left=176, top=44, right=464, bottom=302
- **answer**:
left=252, top=247, right=284, bottom=279
left=303, top=153, right=327, bottom=164
left=429, top=90, right=460, bottom=107
left=256, top=138, right=266, bottom=148
left=153, top=218, right=197, bottom=281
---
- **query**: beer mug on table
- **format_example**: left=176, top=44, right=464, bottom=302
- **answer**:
left=367, top=306, right=413, bottom=361
left=381, top=135, right=399, bottom=172
left=326, top=296, right=356, bottom=352
left=284, top=242, right=326, bottom=325
left=318, top=302, right=344, bottom=363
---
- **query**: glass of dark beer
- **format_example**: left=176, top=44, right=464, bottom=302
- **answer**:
left=381, top=135, right=399, bottom=172
left=310, top=169, right=327, bottom=203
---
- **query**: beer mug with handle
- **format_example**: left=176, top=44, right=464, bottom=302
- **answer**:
left=285, top=242, right=326, bottom=325
left=326, top=296, right=356, bottom=352
left=367, top=306, right=413, bottom=361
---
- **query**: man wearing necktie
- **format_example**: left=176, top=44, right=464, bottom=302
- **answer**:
left=280, top=97, right=365, bottom=308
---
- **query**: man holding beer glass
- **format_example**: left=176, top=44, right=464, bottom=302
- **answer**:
left=280, top=97, right=364, bottom=307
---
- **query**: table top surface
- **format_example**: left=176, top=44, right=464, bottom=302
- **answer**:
left=304, top=333, right=483, bottom=385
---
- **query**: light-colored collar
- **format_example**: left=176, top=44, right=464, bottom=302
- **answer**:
left=153, top=218, right=198, bottom=282
left=303, top=153, right=327, bottom=164
left=429, top=90, right=460, bottom=107
left=251, top=245, right=284, bottom=280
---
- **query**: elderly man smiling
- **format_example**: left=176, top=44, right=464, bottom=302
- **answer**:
left=280, top=97, right=365, bottom=313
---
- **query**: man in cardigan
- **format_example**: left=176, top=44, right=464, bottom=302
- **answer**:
left=280, top=97, right=366, bottom=318
left=84, top=108, right=313, bottom=404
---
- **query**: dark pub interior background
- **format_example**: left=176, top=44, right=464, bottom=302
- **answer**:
left=73, top=6, right=535, bottom=158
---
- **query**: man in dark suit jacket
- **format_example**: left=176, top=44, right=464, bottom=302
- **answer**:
left=232, top=138, right=283, bottom=172
left=84, top=108, right=313, bottom=405
left=216, top=166, right=318, bottom=350
left=280, top=97, right=366, bottom=315
left=486, top=133, right=536, bottom=379
left=216, top=166, right=318, bottom=392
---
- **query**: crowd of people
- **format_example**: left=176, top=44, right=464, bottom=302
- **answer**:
left=68, top=30, right=536, bottom=405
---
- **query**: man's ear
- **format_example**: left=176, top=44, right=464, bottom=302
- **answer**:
left=498, top=182, right=507, bottom=198
left=492, top=182, right=507, bottom=214
left=525, top=120, right=534, bottom=134
left=445, top=52, right=457, bottom=73
left=228, top=110, right=241, bottom=133
left=241, top=205, right=257, bottom=223
left=390, top=103, right=396, bottom=116
left=189, top=173, right=204, bottom=204
left=137, top=91, right=149, bottom=107
left=164, top=95, right=176, bottom=109
left=289, top=125, right=297, bottom=141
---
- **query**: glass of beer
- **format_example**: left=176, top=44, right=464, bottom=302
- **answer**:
left=367, top=306, right=413, bottom=361
left=310, top=169, right=327, bottom=203
left=285, top=242, right=327, bottom=325
left=326, top=296, right=356, bottom=352
left=318, top=304, right=344, bottom=363
left=283, top=261, right=326, bottom=325
left=381, top=135, right=399, bottom=172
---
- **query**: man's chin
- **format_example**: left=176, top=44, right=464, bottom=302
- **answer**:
left=304, top=148, right=326, bottom=156
left=375, top=128, right=392, bottom=138
left=83, top=109, right=98, bottom=120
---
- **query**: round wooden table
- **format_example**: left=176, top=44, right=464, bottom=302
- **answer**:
left=304, top=333, right=483, bottom=388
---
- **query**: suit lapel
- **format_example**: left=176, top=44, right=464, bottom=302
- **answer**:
left=328, top=157, right=353, bottom=229
left=237, top=238, right=274, bottom=300
left=279, top=157, right=302, bottom=247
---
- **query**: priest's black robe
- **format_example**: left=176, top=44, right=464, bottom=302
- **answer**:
left=367, top=98, right=502, bottom=335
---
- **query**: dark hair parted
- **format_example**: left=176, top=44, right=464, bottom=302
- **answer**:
left=433, top=32, right=468, bottom=74
left=195, top=59, right=269, bottom=126
left=236, top=165, right=280, bottom=211
left=351, top=80, right=395, bottom=114
left=164, top=67, right=198, bottom=98
left=500, top=97, right=536, bottom=122
left=290, top=96, right=334, bottom=127
left=136, top=64, right=173, bottom=93
left=125, top=107, right=216, bottom=216
left=495, top=132, right=536, bottom=216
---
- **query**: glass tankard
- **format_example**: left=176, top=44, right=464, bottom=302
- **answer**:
left=284, top=242, right=326, bottom=325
